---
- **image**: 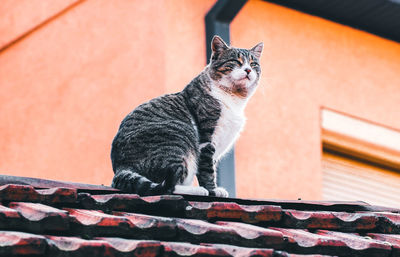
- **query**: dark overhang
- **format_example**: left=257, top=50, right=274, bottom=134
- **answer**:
left=205, top=0, right=247, bottom=198
left=265, top=0, right=400, bottom=43
left=205, top=0, right=247, bottom=61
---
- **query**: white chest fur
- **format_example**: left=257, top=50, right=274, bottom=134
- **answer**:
left=210, top=87, right=247, bottom=161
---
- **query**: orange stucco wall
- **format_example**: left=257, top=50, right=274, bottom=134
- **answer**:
left=0, top=0, right=79, bottom=49
left=0, top=0, right=214, bottom=184
left=1, top=0, right=399, bottom=200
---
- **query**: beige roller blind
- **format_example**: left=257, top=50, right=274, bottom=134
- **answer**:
left=321, top=109, right=400, bottom=208
left=322, top=152, right=400, bottom=208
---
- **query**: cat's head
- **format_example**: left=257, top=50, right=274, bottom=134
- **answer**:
left=208, top=36, right=263, bottom=99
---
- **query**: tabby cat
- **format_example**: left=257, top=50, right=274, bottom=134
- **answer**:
left=111, top=36, right=263, bottom=197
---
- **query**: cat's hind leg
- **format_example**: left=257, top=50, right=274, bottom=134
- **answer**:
left=112, top=168, right=177, bottom=196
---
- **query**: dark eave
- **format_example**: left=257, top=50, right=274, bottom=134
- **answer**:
left=265, top=0, right=400, bottom=43
left=205, top=0, right=247, bottom=197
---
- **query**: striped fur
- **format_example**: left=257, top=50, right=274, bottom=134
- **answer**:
left=111, top=36, right=263, bottom=196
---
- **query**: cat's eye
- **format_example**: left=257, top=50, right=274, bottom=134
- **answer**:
left=250, top=62, right=259, bottom=67
left=226, top=59, right=243, bottom=66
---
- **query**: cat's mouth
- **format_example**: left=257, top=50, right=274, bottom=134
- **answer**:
left=239, top=75, right=250, bottom=81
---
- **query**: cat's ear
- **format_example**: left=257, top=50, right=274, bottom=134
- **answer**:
left=211, top=36, right=229, bottom=56
left=250, top=42, right=264, bottom=59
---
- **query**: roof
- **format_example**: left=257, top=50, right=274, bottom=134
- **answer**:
left=0, top=175, right=399, bottom=256
left=265, top=0, right=400, bottom=43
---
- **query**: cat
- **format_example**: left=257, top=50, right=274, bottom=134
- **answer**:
left=111, top=36, right=263, bottom=197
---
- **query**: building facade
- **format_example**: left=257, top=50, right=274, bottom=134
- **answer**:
left=1, top=0, right=399, bottom=204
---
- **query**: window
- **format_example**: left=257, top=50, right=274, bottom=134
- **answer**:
left=321, top=109, right=400, bottom=208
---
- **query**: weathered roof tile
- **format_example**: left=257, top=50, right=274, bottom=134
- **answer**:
left=47, top=236, right=164, bottom=257
left=271, top=228, right=392, bottom=256
left=283, top=209, right=378, bottom=231
left=0, top=204, right=20, bottom=218
left=0, top=176, right=398, bottom=256
left=215, top=221, right=285, bottom=248
left=374, top=212, right=400, bottom=234
left=8, top=202, right=69, bottom=232
left=0, top=184, right=77, bottom=204
left=316, top=230, right=393, bottom=256
left=0, top=231, right=47, bottom=256
left=186, top=201, right=282, bottom=223
left=78, top=193, right=186, bottom=216
left=367, top=233, right=400, bottom=256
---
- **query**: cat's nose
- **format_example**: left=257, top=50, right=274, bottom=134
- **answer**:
left=244, top=68, right=251, bottom=74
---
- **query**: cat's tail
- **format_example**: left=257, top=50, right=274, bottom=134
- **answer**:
left=111, top=168, right=180, bottom=196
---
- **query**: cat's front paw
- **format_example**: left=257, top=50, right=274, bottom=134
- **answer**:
left=174, top=185, right=209, bottom=196
left=193, top=186, right=210, bottom=196
left=211, top=187, right=229, bottom=198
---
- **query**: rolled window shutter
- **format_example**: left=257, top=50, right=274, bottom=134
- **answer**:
left=322, top=152, right=400, bottom=208
left=321, top=109, right=400, bottom=208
